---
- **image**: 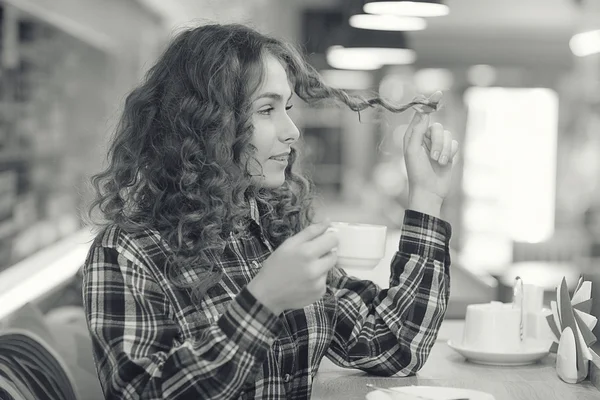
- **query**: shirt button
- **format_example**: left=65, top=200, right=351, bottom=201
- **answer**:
left=283, top=374, right=291, bottom=383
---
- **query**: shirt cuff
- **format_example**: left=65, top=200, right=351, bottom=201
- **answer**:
left=399, top=209, right=452, bottom=263
left=217, top=286, right=282, bottom=357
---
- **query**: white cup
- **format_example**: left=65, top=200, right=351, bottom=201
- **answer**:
left=462, top=301, right=522, bottom=352
left=328, top=222, right=387, bottom=270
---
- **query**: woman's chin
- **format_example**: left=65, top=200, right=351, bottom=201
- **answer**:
left=252, top=173, right=286, bottom=189
left=263, top=177, right=286, bottom=189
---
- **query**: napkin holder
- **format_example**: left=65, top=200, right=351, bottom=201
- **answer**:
left=546, top=276, right=597, bottom=384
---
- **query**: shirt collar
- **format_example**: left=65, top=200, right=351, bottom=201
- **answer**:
left=248, top=196, right=261, bottom=226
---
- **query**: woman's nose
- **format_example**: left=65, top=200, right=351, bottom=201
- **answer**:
left=280, top=114, right=300, bottom=144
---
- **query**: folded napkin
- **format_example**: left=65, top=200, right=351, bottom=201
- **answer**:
left=546, top=276, right=597, bottom=383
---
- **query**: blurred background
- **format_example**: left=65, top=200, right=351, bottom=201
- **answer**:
left=0, top=0, right=600, bottom=327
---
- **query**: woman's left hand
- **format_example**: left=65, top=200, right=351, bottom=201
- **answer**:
left=403, top=91, right=459, bottom=218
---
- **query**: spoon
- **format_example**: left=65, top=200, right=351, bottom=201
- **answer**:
left=365, top=384, right=469, bottom=400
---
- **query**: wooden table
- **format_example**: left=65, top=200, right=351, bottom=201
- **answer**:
left=311, top=320, right=600, bottom=400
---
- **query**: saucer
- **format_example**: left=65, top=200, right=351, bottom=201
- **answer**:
left=366, top=385, right=495, bottom=400
left=447, top=339, right=551, bottom=366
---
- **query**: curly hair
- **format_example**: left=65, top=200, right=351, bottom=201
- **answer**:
left=88, top=23, right=434, bottom=301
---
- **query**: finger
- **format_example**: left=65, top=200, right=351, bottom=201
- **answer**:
left=287, top=219, right=331, bottom=245
left=412, top=94, right=427, bottom=105
left=428, top=123, right=444, bottom=161
left=438, top=129, right=452, bottom=166
left=313, top=251, right=338, bottom=275
left=428, top=90, right=443, bottom=105
left=409, top=94, right=427, bottom=113
left=303, top=230, right=339, bottom=259
left=450, top=139, right=459, bottom=160
left=405, top=112, right=431, bottom=152
left=404, top=95, right=429, bottom=146
left=404, top=91, right=443, bottom=151
left=413, top=90, right=444, bottom=113
left=423, top=136, right=432, bottom=153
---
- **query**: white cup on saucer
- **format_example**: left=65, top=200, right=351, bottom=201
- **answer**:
left=328, top=222, right=387, bottom=270
left=462, top=301, right=523, bottom=353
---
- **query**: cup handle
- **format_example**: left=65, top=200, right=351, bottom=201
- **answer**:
left=513, top=276, right=524, bottom=341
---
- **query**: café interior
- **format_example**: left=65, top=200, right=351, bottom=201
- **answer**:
left=0, top=0, right=600, bottom=399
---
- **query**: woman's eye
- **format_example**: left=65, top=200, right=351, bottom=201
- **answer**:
left=258, top=107, right=274, bottom=115
left=258, top=104, right=293, bottom=116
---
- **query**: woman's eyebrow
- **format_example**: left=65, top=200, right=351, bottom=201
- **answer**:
left=254, top=91, right=293, bottom=102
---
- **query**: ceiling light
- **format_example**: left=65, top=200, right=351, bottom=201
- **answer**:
left=349, top=14, right=426, bottom=31
left=364, top=1, right=449, bottom=17
left=326, top=28, right=416, bottom=70
left=570, top=29, right=600, bottom=57
left=327, top=46, right=415, bottom=70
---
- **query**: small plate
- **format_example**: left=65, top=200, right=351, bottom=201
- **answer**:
left=366, top=385, right=495, bottom=400
left=447, top=339, right=551, bottom=366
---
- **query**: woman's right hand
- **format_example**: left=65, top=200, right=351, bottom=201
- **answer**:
left=247, top=220, right=338, bottom=315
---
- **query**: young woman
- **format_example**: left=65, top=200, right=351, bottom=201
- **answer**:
left=83, top=23, right=458, bottom=400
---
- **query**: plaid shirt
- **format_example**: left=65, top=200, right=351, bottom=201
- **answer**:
left=82, top=199, right=451, bottom=400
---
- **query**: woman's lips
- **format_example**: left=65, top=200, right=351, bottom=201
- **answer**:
left=269, top=155, right=289, bottom=162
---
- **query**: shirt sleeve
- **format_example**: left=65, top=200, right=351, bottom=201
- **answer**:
left=325, top=209, right=451, bottom=377
left=82, top=243, right=282, bottom=400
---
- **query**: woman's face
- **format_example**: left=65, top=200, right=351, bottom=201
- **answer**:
left=248, top=54, right=300, bottom=189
